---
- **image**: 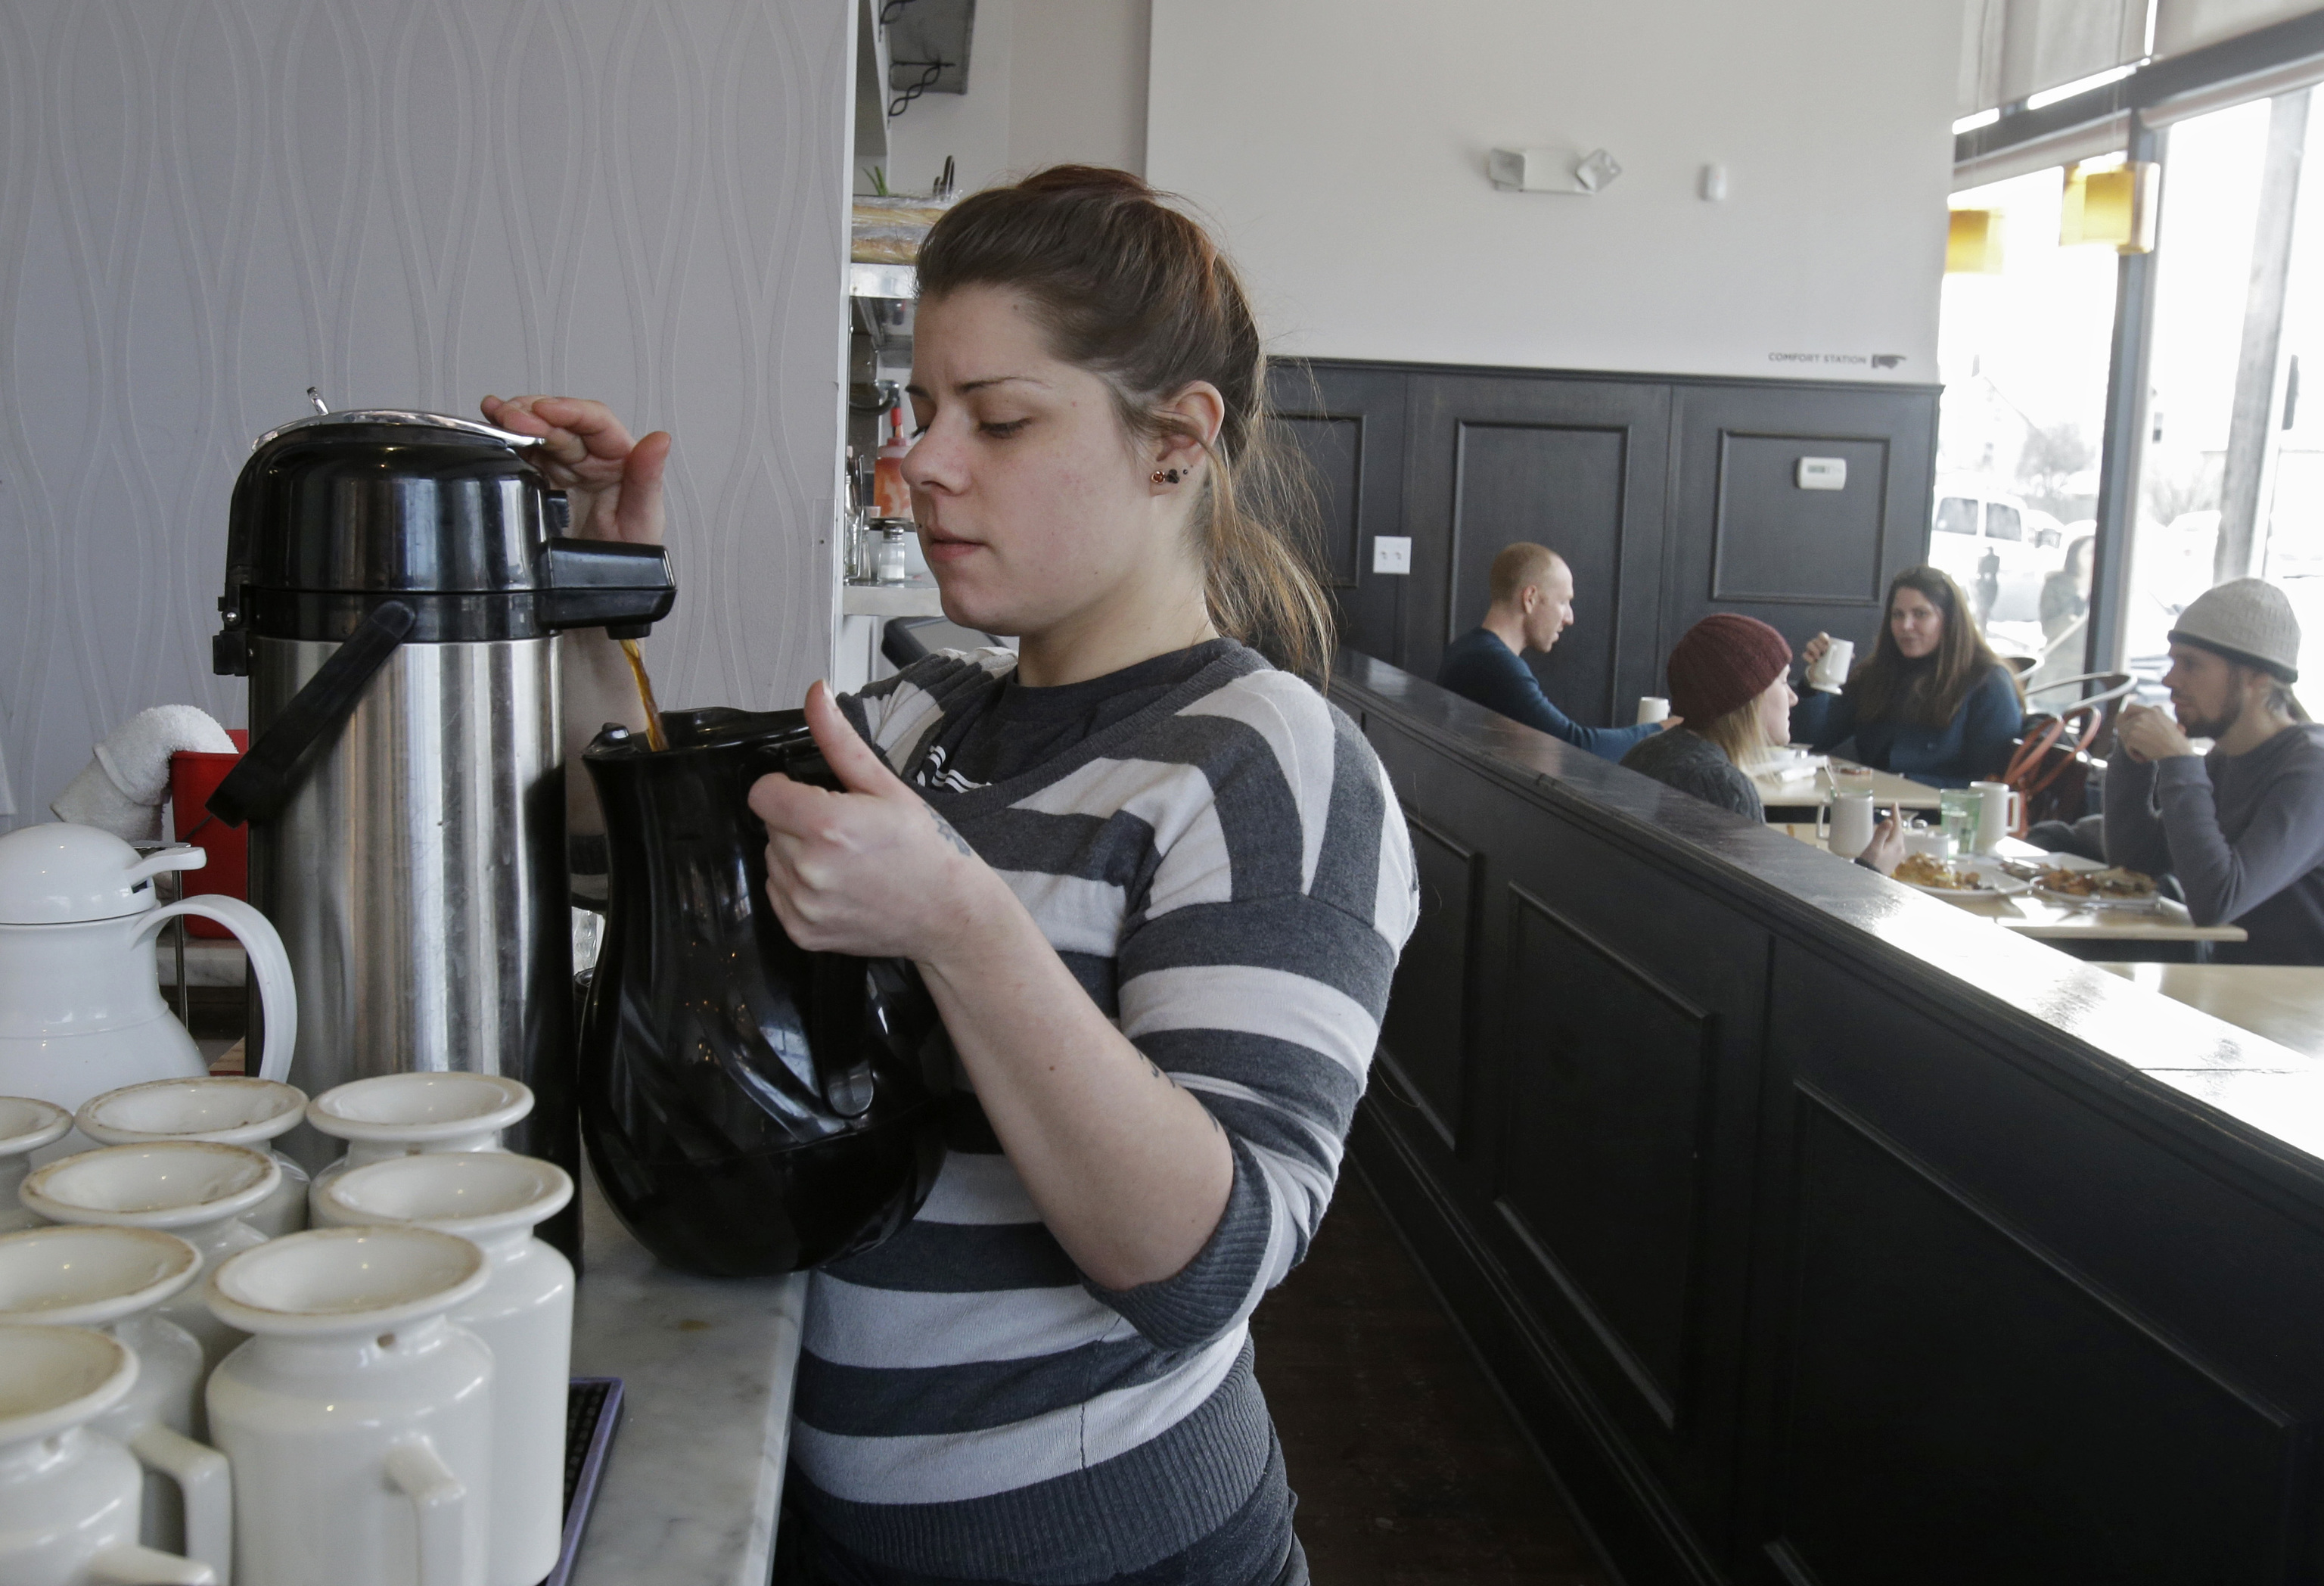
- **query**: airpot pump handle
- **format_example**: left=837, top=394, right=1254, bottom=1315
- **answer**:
left=207, top=600, right=416, bottom=829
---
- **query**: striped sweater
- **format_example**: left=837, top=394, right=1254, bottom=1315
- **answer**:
left=791, top=642, right=1418, bottom=1582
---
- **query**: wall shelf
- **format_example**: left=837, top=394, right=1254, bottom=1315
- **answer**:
left=840, top=580, right=944, bottom=617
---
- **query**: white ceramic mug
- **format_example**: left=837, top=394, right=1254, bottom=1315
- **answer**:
left=1635, top=696, right=1670, bottom=725
left=0, top=1097, right=73, bottom=1233
left=1968, top=779, right=2023, bottom=854
left=1809, top=636, right=1854, bottom=693
left=1825, top=789, right=1876, bottom=859
left=205, top=1227, right=495, bottom=1586
left=20, top=1141, right=278, bottom=1373
left=77, top=1078, right=311, bottom=1238
left=0, top=1323, right=219, bottom=1584
left=306, top=1074, right=533, bottom=1226
left=0, top=1226, right=228, bottom=1574
left=320, top=1154, right=576, bottom=1586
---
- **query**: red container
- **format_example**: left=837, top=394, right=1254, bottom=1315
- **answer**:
left=169, top=730, right=250, bottom=938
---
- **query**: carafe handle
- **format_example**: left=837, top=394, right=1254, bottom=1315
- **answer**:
left=384, top=1434, right=471, bottom=1586
left=207, top=599, right=414, bottom=827
left=137, top=895, right=297, bottom=1086
left=85, top=1544, right=216, bottom=1584
left=810, top=953, right=878, bottom=1118
left=127, top=1422, right=232, bottom=1582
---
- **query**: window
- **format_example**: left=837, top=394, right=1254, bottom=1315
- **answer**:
left=1936, top=496, right=1981, bottom=534
left=1987, top=502, right=2025, bottom=541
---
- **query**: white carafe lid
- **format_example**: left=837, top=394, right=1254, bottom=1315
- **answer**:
left=0, top=823, right=204, bottom=925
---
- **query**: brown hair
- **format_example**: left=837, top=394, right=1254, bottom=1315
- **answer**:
left=1849, top=565, right=2021, bottom=728
left=1488, top=543, right=1562, bottom=606
left=915, top=166, right=1334, bottom=682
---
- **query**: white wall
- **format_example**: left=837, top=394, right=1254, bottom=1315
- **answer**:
left=878, top=0, right=1151, bottom=194
left=0, top=0, right=851, bottom=829
left=1148, top=0, right=1965, bottom=381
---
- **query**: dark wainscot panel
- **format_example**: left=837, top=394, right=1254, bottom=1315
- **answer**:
left=1334, top=651, right=2324, bottom=1586
left=1272, top=359, right=1939, bottom=726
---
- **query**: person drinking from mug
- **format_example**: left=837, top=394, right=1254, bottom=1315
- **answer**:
left=1436, top=543, right=1679, bottom=760
left=484, top=167, right=1418, bottom=1586
left=1791, top=566, right=2024, bottom=788
left=2107, top=579, right=2324, bottom=965
left=1623, top=613, right=1904, bottom=870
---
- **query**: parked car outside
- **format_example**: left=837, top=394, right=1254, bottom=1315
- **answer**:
left=1928, top=474, right=2067, bottom=628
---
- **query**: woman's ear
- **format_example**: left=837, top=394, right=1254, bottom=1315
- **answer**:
left=1153, top=381, right=1226, bottom=478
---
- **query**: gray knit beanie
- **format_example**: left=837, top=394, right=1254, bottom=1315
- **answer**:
left=2169, top=578, right=2301, bottom=682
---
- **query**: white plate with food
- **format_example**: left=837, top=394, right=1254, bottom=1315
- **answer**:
left=1892, top=854, right=2030, bottom=897
left=2029, top=864, right=2162, bottom=909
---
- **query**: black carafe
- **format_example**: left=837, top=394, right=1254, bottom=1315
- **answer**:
left=579, top=706, right=949, bottom=1277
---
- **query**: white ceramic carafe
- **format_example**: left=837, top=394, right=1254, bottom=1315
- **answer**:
left=0, top=1226, right=229, bottom=1576
left=204, top=1227, right=496, bottom=1586
left=321, top=1153, right=575, bottom=1586
left=78, top=1078, right=312, bottom=1236
left=0, top=825, right=296, bottom=1116
left=0, top=1323, right=219, bottom=1584
left=0, top=1097, right=73, bottom=1231
left=306, top=1073, right=533, bottom=1224
left=20, top=1141, right=280, bottom=1373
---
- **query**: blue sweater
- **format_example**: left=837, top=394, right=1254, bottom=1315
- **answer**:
left=1789, top=662, right=2023, bottom=788
left=1434, top=628, right=1659, bottom=762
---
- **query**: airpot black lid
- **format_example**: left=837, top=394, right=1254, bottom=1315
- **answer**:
left=214, top=409, right=674, bottom=670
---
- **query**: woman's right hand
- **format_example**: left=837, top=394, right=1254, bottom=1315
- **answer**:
left=480, top=396, right=669, bottom=546
left=1800, top=632, right=1832, bottom=669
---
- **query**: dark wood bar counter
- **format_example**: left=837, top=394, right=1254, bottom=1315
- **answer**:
left=1330, top=652, right=2324, bottom=1586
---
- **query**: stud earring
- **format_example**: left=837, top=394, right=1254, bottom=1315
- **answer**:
left=1151, top=468, right=1182, bottom=485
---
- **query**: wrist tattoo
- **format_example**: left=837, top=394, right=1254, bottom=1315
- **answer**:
left=928, top=808, right=976, bottom=860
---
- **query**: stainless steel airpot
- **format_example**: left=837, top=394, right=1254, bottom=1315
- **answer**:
left=209, top=408, right=675, bottom=1217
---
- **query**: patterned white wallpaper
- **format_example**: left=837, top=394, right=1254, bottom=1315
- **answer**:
left=0, top=0, right=851, bottom=829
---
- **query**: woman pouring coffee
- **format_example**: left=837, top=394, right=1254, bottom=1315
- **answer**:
left=1791, top=565, right=2026, bottom=788
left=484, top=168, right=1417, bottom=1586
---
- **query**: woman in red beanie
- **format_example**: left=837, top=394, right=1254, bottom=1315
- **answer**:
left=1624, top=614, right=1906, bottom=871
left=1622, top=614, right=1798, bottom=820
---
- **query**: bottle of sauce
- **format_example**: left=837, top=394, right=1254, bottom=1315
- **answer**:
left=872, top=405, right=912, bottom=520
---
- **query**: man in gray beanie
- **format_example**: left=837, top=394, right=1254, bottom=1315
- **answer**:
left=2106, top=577, right=2324, bottom=963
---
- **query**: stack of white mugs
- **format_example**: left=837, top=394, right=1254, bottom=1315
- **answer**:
left=0, top=1071, right=571, bottom=1586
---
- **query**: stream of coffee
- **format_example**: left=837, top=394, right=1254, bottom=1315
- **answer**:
left=620, top=639, right=669, bottom=751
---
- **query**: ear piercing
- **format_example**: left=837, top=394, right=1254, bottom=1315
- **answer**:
left=1151, top=468, right=1182, bottom=485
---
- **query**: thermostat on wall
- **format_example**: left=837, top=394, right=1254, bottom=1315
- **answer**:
left=1795, top=457, right=1847, bottom=491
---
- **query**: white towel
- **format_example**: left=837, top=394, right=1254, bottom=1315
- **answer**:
left=50, top=704, right=235, bottom=841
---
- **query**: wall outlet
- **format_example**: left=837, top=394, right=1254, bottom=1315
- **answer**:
left=1372, top=536, right=1412, bottom=574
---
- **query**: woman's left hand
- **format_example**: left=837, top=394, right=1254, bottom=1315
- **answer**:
left=747, top=682, right=999, bottom=963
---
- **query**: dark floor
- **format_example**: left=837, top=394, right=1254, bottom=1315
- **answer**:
left=1251, top=1173, right=1614, bottom=1586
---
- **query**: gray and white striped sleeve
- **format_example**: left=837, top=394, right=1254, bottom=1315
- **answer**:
left=1091, top=677, right=1418, bottom=1349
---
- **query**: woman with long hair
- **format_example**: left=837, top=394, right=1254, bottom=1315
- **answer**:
left=1792, top=565, right=2026, bottom=787
left=484, top=166, right=1415, bottom=1586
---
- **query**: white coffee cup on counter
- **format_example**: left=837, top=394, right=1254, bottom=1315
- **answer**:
left=0, top=1097, right=73, bottom=1233
left=204, top=1227, right=495, bottom=1586
left=0, top=1323, right=219, bottom=1585
left=1808, top=636, right=1853, bottom=694
left=20, top=1141, right=278, bottom=1375
left=306, top=1073, right=533, bottom=1226
left=318, top=1152, right=576, bottom=1586
left=1635, top=696, right=1670, bottom=725
left=77, top=1078, right=311, bottom=1238
left=0, top=1226, right=228, bottom=1575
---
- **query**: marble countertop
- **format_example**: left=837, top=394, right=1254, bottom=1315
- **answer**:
left=567, top=1168, right=808, bottom=1586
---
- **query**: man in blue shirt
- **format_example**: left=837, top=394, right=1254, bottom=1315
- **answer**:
left=1434, top=543, right=1675, bottom=760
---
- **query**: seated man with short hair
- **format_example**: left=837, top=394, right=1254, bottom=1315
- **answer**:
left=1435, top=543, right=1673, bottom=761
left=2107, top=578, right=2324, bottom=965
